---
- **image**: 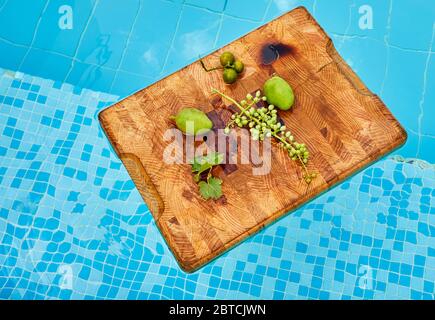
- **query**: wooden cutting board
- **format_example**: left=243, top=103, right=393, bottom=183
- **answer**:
left=99, top=7, right=407, bottom=272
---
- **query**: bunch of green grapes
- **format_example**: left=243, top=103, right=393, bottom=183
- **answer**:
left=215, top=89, right=316, bottom=184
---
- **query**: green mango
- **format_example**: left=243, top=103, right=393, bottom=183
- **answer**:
left=172, top=107, right=213, bottom=135
left=263, top=76, right=295, bottom=110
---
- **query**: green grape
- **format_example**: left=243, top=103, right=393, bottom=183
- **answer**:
left=220, top=52, right=235, bottom=66
left=223, top=68, right=238, bottom=84
left=233, top=60, right=244, bottom=73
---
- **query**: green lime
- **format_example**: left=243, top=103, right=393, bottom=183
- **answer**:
left=223, top=68, right=238, bottom=84
left=233, top=60, right=244, bottom=73
left=220, top=52, right=235, bottom=67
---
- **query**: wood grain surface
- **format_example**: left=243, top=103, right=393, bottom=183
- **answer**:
left=99, top=7, right=407, bottom=272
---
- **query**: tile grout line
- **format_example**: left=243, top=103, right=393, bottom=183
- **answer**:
left=109, top=0, right=143, bottom=94
left=416, top=23, right=435, bottom=158
left=0, top=26, right=160, bottom=82
left=159, top=0, right=186, bottom=77
left=337, top=1, right=356, bottom=51
left=260, top=0, right=273, bottom=24
left=408, top=128, right=435, bottom=140
left=211, top=0, right=228, bottom=49
left=183, top=2, right=263, bottom=24
left=16, top=1, right=51, bottom=72
left=63, top=0, right=100, bottom=84
left=380, top=0, right=393, bottom=97
left=332, top=33, right=435, bottom=54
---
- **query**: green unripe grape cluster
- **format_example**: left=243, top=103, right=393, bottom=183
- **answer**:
left=200, top=52, right=244, bottom=84
left=214, top=89, right=316, bottom=184
left=220, top=52, right=244, bottom=84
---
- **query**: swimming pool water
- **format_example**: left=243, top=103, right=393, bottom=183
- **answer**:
left=0, top=0, right=434, bottom=299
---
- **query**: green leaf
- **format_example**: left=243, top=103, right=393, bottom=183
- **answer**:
left=198, top=177, right=223, bottom=200
left=205, top=152, right=224, bottom=166
left=191, top=152, right=223, bottom=175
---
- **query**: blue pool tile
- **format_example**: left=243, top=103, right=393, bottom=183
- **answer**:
left=12, top=99, right=23, bottom=108
left=20, top=48, right=73, bottom=82
left=335, top=37, right=388, bottom=94
left=314, top=0, right=353, bottom=35
left=120, top=0, right=181, bottom=78
left=76, top=0, right=141, bottom=69
left=186, top=0, right=226, bottom=12
left=420, top=57, right=435, bottom=138
left=419, top=137, right=435, bottom=164
left=225, top=0, right=269, bottom=21
left=389, top=0, right=435, bottom=51
left=30, top=84, right=41, bottom=92
left=37, top=95, right=47, bottom=104
left=65, top=62, right=116, bottom=95
left=216, top=15, right=260, bottom=48
left=382, top=48, right=428, bottom=133
left=166, top=5, right=221, bottom=72
left=265, top=0, right=314, bottom=20
left=0, top=39, right=27, bottom=72
left=316, top=0, right=390, bottom=42
left=110, top=71, right=152, bottom=98
left=33, top=0, right=97, bottom=56
left=0, top=0, right=47, bottom=45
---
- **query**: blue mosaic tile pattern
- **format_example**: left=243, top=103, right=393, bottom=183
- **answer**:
left=0, top=69, right=434, bottom=299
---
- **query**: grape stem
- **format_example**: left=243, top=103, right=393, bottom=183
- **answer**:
left=200, top=59, right=223, bottom=72
left=212, top=89, right=243, bottom=109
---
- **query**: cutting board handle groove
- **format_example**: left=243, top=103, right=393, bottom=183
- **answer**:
left=119, top=153, right=165, bottom=220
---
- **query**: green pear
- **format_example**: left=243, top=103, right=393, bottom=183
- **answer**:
left=263, top=76, right=295, bottom=110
